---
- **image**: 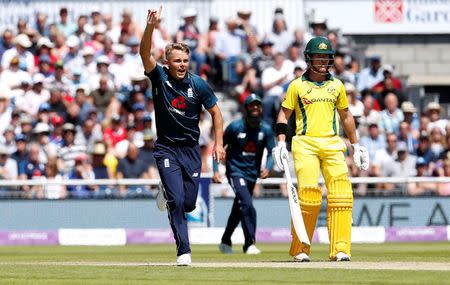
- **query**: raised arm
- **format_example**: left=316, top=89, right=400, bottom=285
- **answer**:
left=139, top=6, right=162, bottom=73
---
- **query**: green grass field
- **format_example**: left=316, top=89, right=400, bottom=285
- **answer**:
left=0, top=243, right=449, bottom=284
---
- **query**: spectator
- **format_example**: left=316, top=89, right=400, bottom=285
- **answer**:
left=74, top=15, right=89, bottom=44
left=379, top=92, right=403, bottom=135
left=357, top=55, right=384, bottom=92
left=58, top=123, right=87, bottom=174
left=1, top=34, right=34, bottom=72
left=385, top=141, right=417, bottom=181
left=17, top=73, right=50, bottom=117
left=236, top=9, right=258, bottom=38
left=138, top=129, right=158, bottom=179
left=429, top=127, right=445, bottom=157
left=1, top=126, right=16, bottom=154
left=35, top=12, right=49, bottom=37
left=345, top=83, right=363, bottom=118
left=360, top=123, right=386, bottom=163
left=64, top=35, right=83, bottom=72
left=332, top=54, right=356, bottom=85
left=116, top=143, right=148, bottom=195
left=357, top=94, right=380, bottom=137
left=401, top=101, right=420, bottom=138
left=34, top=122, right=57, bottom=163
left=407, top=157, right=437, bottom=196
left=0, top=29, right=14, bottom=62
left=0, top=144, right=18, bottom=180
left=398, top=121, right=417, bottom=154
left=19, top=143, right=46, bottom=198
left=426, top=102, right=448, bottom=135
left=67, top=153, right=94, bottom=198
left=268, top=12, right=292, bottom=54
left=372, top=132, right=398, bottom=179
left=56, top=7, right=76, bottom=38
left=109, top=44, right=131, bottom=90
left=11, top=134, right=28, bottom=167
left=252, top=38, right=274, bottom=79
left=372, top=64, right=402, bottom=96
left=438, top=158, right=450, bottom=196
left=213, top=17, right=244, bottom=85
left=124, top=36, right=143, bottom=69
left=309, top=16, right=328, bottom=37
left=0, top=86, right=12, bottom=135
left=103, top=115, right=127, bottom=147
left=261, top=52, right=292, bottom=128
left=0, top=56, right=31, bottom=90
left=416, top=135, right=439, bottom=168
left=44, top=158, right=67, bottom=199
left=90, top=75, right=115, bottom=114
left=74, top=118, right=103, bottom=153
left=45, top=60, right=71, bottom=94
left=91, top=142, right=112, bottom=179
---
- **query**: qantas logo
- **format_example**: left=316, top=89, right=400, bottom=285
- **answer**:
left=302, top=97, right=336, bottom=105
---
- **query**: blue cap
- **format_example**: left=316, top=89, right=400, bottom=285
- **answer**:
left=143, top=113, right=152, bottom=122
left=15, top=133, right=26, bottom=141
left=132, top=103, right=145, bottom=112
left=39, top=55, right=51, bottom=64
left=127, top=36, right=139, bottom=46
left=38, top=102, right=50, bottom=112
left=244, top=94, right=262, bottom=107
left=416, top=157, right=427, bottom=166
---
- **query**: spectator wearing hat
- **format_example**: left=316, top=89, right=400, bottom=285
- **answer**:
left=58, top=123, right=87, bottom=174
left=138, top=129, right=158, bottom=179
left=49, top=115, right=64, bottom=146
left=236, top=9, right=258, bottom=38
left=56, top=7, right=76, bottom=38
left=0, top=144, right=18, bottom=182
left=214, top=17, right=244, bottom=85
left=84, top=6, right=104, bottom=35
left=345, top=83, right=364, bottom=119
left=268, top=11, right=292, bottom=54
left=91, top=142, right=112, bottom=179
left=309, top=15, right=328, bottom=37
left=34, top=37, right=56, bottom=71
left=84, top=24, right=107, bottom=54
left=80, top=46, right=97, bottom=76
left=124, top=36, right=143, bottom=69
left=400, top=101, right=419, bottom=137
left=34, top=122, right=56, bottom=163
left=45, top=60, right=72, bottom=94
left=426, top=102, right=448, bottom=135
left=109, top=44, right=131, bottom=90
left=0, top=56, right=32, bottom=90
left=17, top=73, right=50, bottom=117
left=18, top=114, right=33, bottom=141
left=88, top=55, right=114, bottom=90
left=429, top=126, right=445, bottom=158
left=252, top=38, right=274, bottom=78
left=1, top=34, right=34, bottom=72
left=19, top=143, right=46, bottom=199
left=407, top=157, right=437, bottom=196
left=11, top=134, right=28, bottom=167
left=64, top=35, right=83, bottom=73
left=89, top=75, right=115, bottom=115
left=1, top=126, right=17, bottom=154
left=37, top=55, right=53, bottom=77
left=176, top=8, right=206, bottom=75
left=379, top=92, right=404, bottom=135
left=357, top=55, right=384, bottom=92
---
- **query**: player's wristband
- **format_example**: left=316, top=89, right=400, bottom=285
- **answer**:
left=276, top=123, right=288, bottom=136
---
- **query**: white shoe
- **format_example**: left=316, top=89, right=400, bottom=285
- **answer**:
left=245, top=245, right=261, bottom=255
left=336, top=252, right=350, bottom=261
left=219, top=243, right=233, bottom=254
left=156, top=183, right=167, bottom=211
left=176, top=253, right=191, bottom=266
left=294, top=252, right=310, bottom=262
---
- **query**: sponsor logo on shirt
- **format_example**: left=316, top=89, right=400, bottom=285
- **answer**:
left=187, top=88, right=193, bottom=98
left=243, top=141, right=256, bottom=156
left=170, top=96, right=187, bottom=115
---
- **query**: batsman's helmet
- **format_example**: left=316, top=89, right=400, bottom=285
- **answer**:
left=304, top=37, right=334, bottom=72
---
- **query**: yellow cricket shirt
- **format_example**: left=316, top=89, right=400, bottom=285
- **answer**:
left=282, top=74, right=348, bottom=137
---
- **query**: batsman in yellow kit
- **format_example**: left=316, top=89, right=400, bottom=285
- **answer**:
left=272, top=37, right=369, bottom=262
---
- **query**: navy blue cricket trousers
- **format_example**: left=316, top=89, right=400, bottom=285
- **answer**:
left=221, top=176, right=256, bottom=251
left=154, top=142, right=201, bottom=256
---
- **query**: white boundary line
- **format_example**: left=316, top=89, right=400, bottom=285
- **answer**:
left=0, top=261, right=448, bottom=271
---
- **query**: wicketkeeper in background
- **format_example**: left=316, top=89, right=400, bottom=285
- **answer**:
left=273, top=36, right=369, bottom=262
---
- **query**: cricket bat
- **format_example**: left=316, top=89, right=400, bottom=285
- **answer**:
left=282, top=158, right=310, bottom=245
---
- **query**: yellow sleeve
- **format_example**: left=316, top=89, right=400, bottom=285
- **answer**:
left=281, top=80, right=298, bottom=110
left=336, top=81, right=349, bottom=110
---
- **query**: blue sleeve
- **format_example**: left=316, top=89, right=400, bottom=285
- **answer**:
left=264, top=125, right=276, bottom=170
left=18, top=161, right=26, bottom=175
left=145, top=64, right=163, bottom=86
left=196, top=78, right=218, bottom=110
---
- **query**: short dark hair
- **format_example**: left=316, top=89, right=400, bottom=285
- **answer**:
left=165, top=43, right=190, bottom=60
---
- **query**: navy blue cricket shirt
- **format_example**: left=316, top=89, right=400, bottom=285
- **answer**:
left=145, top=64, right=217, bottom=146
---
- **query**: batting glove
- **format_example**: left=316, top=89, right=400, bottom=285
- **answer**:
left=273, top=141, right=289, bottom=171
left=352, top=143, right=369, bottom=171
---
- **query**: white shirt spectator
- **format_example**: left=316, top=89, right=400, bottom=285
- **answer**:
left=261, top=59, right=293, bottom=97
left=17, top=88, right=50, bottom=117
left=0, top=68, right=31, bottom=90
left=1, top=48, right=34, bottom=73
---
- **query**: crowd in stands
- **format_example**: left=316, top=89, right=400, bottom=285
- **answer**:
left=0, top=6, right=449, bottom=199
